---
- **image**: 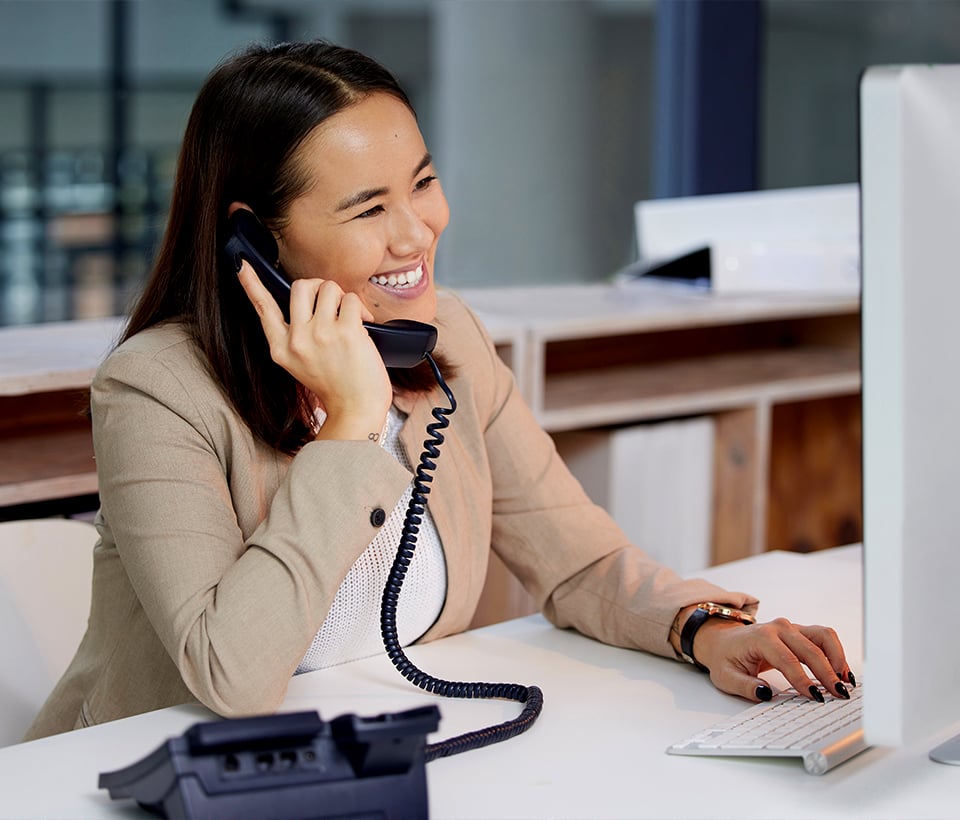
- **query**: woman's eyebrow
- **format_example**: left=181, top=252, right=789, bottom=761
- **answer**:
left=335, top=186, right=388, bottom=213
left=413, top=152, right=433, bottom=177
left=334, top=153, right=434, bottom=214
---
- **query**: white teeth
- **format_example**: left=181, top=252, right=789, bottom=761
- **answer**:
left=370, top=264, right=423, bottom=289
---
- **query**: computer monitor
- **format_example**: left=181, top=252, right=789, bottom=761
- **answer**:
left=860, top=64, right=960, bottom=761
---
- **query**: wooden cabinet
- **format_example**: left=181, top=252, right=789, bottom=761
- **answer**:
left=0, top=318, right=122, bottom=512
left=458, top=282, right=861, bottom=626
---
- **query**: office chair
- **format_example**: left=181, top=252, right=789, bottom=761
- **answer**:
left=0, top=517, right=97, bottom=746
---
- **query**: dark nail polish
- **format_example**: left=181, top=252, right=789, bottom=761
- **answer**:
left=756, top=684, right=773, bottom=701
left=809, top=685, right=825, bottom=703
left=835, top=681, right=850, bottom=699
left=847, top=671, right=857, bottom=688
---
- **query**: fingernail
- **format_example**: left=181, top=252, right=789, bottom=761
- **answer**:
left=847, top=671, right=857, bottom=688
left=834, top=681, right=850, bottom=699
left=809, top=685, right=825, bottom=703
left=756, top=684, right=773, bottom=701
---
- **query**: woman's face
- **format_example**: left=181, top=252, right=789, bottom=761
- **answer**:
left=276, top=92, right=449, bottom=325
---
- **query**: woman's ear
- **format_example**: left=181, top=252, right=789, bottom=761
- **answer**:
left=227, top=201, right=253, bottom=219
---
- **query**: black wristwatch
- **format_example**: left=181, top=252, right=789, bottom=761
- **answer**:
left=680, top=602, right=756, bottom=672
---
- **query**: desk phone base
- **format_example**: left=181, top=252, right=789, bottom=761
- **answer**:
left=99, top=705, right=439, bottom=819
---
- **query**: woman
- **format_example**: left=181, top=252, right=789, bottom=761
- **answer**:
left=26, top=40, right=852, bottom=741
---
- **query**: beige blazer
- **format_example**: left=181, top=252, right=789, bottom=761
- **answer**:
left=25, top=291, right=756, bottom=741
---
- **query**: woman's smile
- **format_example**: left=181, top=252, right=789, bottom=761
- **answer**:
left=368, top=259, right=429, bottom=295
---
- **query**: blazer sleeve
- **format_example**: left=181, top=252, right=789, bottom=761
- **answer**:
left=90, top=335, right=412, bottom=717
left=451, top=299, right=758, bottom=659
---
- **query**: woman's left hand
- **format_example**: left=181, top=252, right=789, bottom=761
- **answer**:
left=690, top=616, right=855, bottom=702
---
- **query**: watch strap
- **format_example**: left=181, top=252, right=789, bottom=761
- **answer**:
left=679, top=606, right=713, bottom=672
left=679, top=603, right=755, bottom=672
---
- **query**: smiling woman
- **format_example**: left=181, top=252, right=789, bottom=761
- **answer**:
left=23, top=40, right=855, bottom=746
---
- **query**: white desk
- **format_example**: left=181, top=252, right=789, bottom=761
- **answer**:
left=2, top=547, right=958, bottom=819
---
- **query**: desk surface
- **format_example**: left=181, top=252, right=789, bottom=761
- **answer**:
left=3, top=547, right=957, bottom=820
left=458, top=280, right=858, bottom=338
left=0, top=316, right=123, bottom=396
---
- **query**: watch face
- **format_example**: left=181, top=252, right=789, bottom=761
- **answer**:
left=700, top=603, right=755, bottom=624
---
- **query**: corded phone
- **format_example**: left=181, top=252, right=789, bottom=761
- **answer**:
left=223, top=207, right=437, bottom=369
left=99, top=208, right=543, bottom=819
left=99, top=706, right=440, bottom=820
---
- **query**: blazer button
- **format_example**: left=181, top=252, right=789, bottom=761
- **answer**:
left=370, top=508, right=386, bottom=527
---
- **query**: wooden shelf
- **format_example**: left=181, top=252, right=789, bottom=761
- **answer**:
left=0, top=419, right=96, bottom=506
left=0, top=318, right=119, bottom=510
left=540, top=346, right=861, bottom=432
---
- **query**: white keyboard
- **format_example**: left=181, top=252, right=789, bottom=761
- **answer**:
left=667, top=684, right=868, bottom=775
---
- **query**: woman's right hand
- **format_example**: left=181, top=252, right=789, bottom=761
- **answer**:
left=237, top=260, right=392, bottom=441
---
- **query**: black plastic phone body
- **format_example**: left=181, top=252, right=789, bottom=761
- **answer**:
left=224, top=209, right=437, bottom=369
left=99, top=706, right=439, bottom=820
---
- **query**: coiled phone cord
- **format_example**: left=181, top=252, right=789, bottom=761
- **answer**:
left=380, top=353, right=544, bottom=762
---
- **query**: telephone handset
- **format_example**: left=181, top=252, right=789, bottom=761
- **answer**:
left=224, top=208, right=437, bottom=369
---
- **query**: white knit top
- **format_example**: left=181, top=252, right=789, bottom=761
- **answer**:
left=295, top=405, right=448, bottom=673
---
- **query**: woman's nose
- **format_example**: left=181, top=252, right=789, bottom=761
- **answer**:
left=389, top=203, right=434, bottom=257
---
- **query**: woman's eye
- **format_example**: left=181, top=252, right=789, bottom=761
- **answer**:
left=414, top=174, right=437, bottom=192
left=356, top=204, right=385, bottom=219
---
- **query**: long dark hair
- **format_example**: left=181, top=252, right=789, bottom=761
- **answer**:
left=123, top=40, right=442, bottom=454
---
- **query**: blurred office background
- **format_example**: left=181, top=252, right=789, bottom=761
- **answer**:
left=1, top=0, right=959, bottom=328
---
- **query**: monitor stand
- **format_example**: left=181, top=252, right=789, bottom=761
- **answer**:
left=929, top=734, right=960, bottom=766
